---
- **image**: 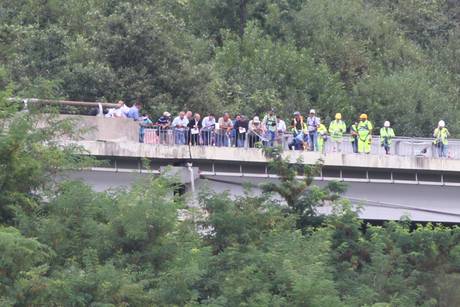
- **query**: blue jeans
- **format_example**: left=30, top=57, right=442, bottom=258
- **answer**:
left=308, top=131, right=318, bottom=151
left=174, top=130, right=186, bottom=145
left=437, top=143, right=448, bottom=158
left=352, top=137, right=358, bottom=153
left=267, top=130, right=276, bottom=147
left=216, top=133, right=229, bottom=147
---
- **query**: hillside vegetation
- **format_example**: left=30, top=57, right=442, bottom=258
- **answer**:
left=1, top=0, right=459, bottom=136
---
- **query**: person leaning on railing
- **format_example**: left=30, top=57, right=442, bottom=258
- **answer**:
left=171, top=112, right=189, bottom=145
left=156, top=112, right=171, bottom=145
left=201, top=113, right=216, bottom=146
left=288, top=111, right=307, bottom=150
left=216, top=113, right=233, bottom=147
left=248, top=116, right=266, bottom=148
left=234, top=115, right=249, bottom=148
left=187, top=113, right=202, bottom=146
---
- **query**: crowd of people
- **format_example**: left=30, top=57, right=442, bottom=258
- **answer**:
left=104, top=100, right=451, bottom=158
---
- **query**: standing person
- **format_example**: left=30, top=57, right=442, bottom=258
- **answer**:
left=126, top=102, right=142, bottom=121
left=201, top=113, right=216, bottom=146
left=187, top=113, right=202, bottom=146
left=139, top=113, right=153, bottom=143
left=357, top=114, right=373, bottom=154
left=380, top=121, right=395, bottom=155
left=248, top=116, right=265, bottom=148
left=288, top=112, right=307, bottom=150
left=329, top=113, right=346, bottom=152
left=317, top=119, right=328, bottom=154
left=234, top=115, right=249, bottom=147
left=350, top=121, right=359, bottom=153
left=171, top=111, right=189, bottom=145
left=276, top=115, right=287, bottom=146
left=230, top=115, right=241, bottom=147
left=185, top=111, right=193, bottom=144
left=433, top=120, right=450, bottom=158
left=262, top=108, right=277, bottom=147
left=306, top=109, right=320, bottom=151
left=156, top=111, right=171, bottom=144
left=216, top=113, right=233, bottom=147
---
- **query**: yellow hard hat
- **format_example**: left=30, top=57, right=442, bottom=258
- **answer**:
left=360, top=113, right=368, bottom=120
left=335, top=113, right=342, bottom=120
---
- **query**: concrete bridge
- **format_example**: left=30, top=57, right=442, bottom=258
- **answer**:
left=60, top=115, right=460, bottom=223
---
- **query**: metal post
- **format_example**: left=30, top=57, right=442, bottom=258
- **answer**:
left=187, top=162, right=195, bottom=193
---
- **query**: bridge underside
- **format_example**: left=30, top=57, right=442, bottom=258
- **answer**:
left=64, top=169, right=460, bottom=224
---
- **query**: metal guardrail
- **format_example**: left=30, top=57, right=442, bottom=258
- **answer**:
left=140, top=126, right=459, bottom=160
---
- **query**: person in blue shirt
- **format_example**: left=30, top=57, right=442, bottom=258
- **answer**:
left=126, top=102, right=142, bottom=121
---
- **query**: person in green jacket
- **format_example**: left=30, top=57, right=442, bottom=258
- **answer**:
left=357, top=114, right=373, bottom=154
left=317, top=118, right=328, bottom=154
left=380, top=121, right=395, bottom=155
left=329, top=113, right=346, bottom=152
left=433, top=120, right=450, bottom=158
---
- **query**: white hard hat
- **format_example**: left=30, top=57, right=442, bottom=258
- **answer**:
left=253, top=116, right=260, bottom=123
left=309, top=109, right=316, bottom=114
left=439, top=120, right=446, bottom=128
left=384, top=121, right=390, bottom=128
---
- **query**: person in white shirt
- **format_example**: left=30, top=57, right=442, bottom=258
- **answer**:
left=172, top=112, right=189, bottom=145
left=248, top=116, right=265, bottom=148
left=276, top=116, right=287, bottom=146
left=201, top=113, right=216, bottom=145
left=105, top=100, right=129, bottom=118
left=216, top=113, right=233, bottom=147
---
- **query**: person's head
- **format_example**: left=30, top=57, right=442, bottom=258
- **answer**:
left=384, top=121, right=390, bottom=128
left=335, top=113, right=342, bottom=120
left=439, top=120, right=446, bottom=128
left=309, top=109, right=316, bottom=117
left=253, top=116, right=260, bottom=125
left=116, top=100, right=124, bottom=108
left=163, top=111, right=171, bottom=118
left=186, top=111, right=192, bottom=119
left=235, top=114, right=241, bottom=121
left=360, top=113, right=368, bottom=122
left=179, top=111, right=185, bottom=119
left=269, top=108, right=275, bottom=116
left=293, top=111, right=301, bottom=120
left=194, top=113, right=201, bottom=120
left=277, top=115, right=282, bottom=122
left=223, top=112, right=230, bottom=121
left=135, top=101, right=142, bottom=109
left=208, top=113, right=215, bottom=120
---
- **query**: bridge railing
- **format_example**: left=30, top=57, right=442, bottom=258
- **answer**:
left=140, top=126, right=458, bottom=159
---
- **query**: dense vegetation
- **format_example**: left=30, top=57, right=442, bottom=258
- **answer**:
left=1, top=0, right=459, bottom=136
left=2, top=87, right=460, bottom=306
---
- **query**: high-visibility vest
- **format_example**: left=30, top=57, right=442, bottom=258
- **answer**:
left=357, top=120, right=373, bottom=141
left=380, top=127, right=395, bottom=145
left=263, top=114, right=277, bottom=132
left=329, top=120, right=346, bottom=140
left=434, top=127, right=449, bottom=145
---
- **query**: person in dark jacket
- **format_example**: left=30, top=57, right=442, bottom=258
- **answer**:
left=234, top=115, right=249, bottom=147
left=187, top=113, right=202, bottom=145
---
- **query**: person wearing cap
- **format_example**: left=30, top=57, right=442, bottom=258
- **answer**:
left=380, top=121, right=395, bottom=155
left=216, top=113, right=233, bottom=147
left=357, top=113, right=373, bottom=154
left=329, top=113, right=346, bottom=152
left=248, top=116, right=265, bottom=148
left=289, top=112, right=307, bottom=150
left=307, top=109, right=320, bottom=151
left=139, top=113, right=154, bottom=143
left=433, top=120, right=450, bottom=158
left=317, top=118, right=328, bottom=154
left=157, top=111, right=172, bottom=145
left=262, top=108, right=277, bottom=147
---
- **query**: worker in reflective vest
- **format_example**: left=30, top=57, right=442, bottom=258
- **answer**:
left=329, top=113, right=346, bottom=152
left=433, top=120, right=450, bottom=158
left=380, top=121, right=395, bottom=155
left=357, top=114, right=373, bottom=154
left=317, top=118, right=328, bottom=154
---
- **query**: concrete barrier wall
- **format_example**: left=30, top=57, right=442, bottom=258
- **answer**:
left=74, top=140, right=460, bottom=173
left=59, top=115, right=139, bottom=142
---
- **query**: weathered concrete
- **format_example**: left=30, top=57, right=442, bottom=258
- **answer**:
left=73, top=140, right=460, bottom=173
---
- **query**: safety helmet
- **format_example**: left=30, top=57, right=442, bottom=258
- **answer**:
left=360, top=113, right=368, bottom=120
left=309, top=109, right=316, bottom=114
left=384, top=121, right=390, bottom=128
left=439, top=120, right=446, bottom=128
left=335, top=113, right=342, bottom=120
left=293, top=111, right=300, bottom=116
